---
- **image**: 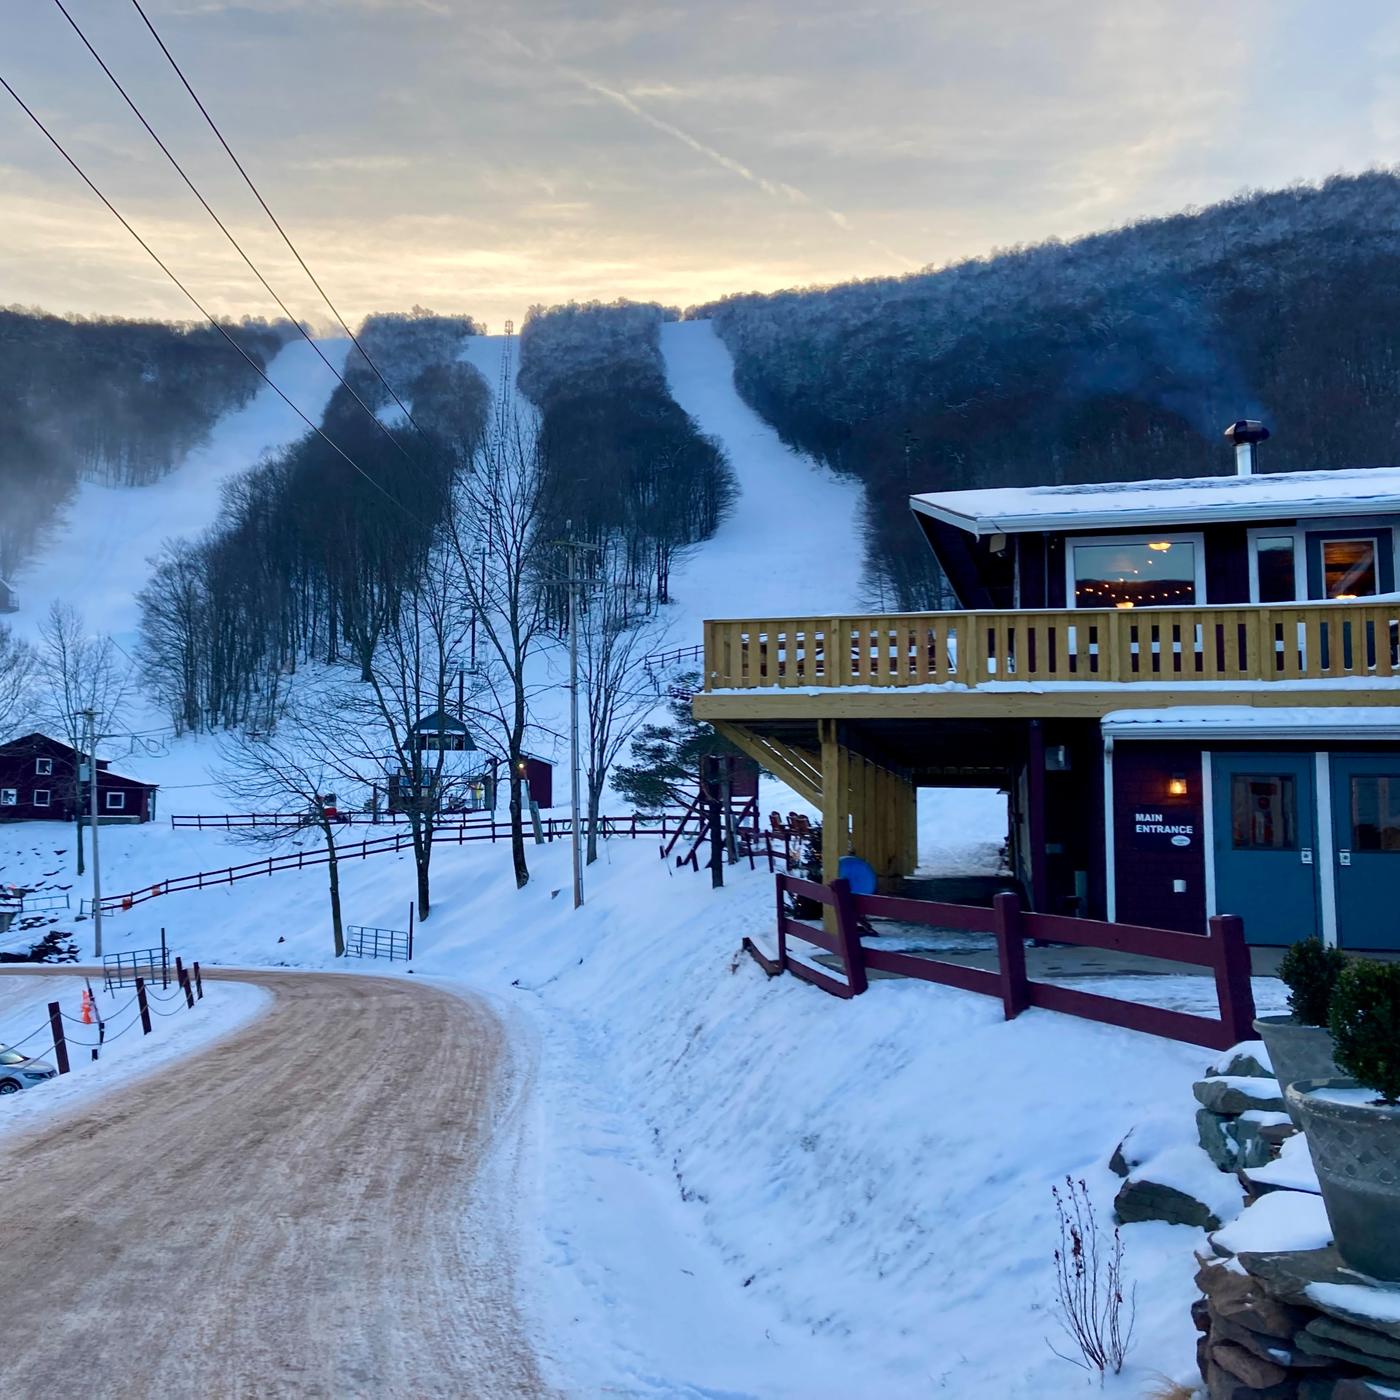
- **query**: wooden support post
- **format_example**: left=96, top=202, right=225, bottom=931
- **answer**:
left=192, top=961, right=204, bottom=1000
left=136, top=977, right=152, bottom=1034
left=775, top=874, right=789, bottom=972
left=1210, top=914, right=1256, bottom=1048
left=1027, top=720, right=1049, bottom=911
left=993, top=892, right=1031, bottom=1021
left=47, top=1001, right=70, bottom=1075
left=831, top=877, right=867, bottom=996
left=175, top=957, right=194, bottom=1013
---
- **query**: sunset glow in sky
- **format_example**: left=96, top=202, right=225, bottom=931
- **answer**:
left=5, top=0, right=1400, bottom=329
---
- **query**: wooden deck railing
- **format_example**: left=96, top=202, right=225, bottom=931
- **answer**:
left=703, top=600, right=1400, bottom=690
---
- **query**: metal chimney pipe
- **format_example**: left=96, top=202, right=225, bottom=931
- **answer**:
left=1223, top=419, right=1270, bottom=477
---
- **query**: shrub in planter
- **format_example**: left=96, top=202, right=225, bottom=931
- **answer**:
left=1288, top=960, right=1400, bottom=1281
left=1329, top=959, right=1400, bottom=1106
left=1280, top=937, right=1349, bottom=1026
left=1256, top=937, right=1346, bottom=1124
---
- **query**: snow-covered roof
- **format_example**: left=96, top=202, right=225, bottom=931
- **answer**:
left=910, top=466, right=1400, bottom=537
left=1102, top=706, right=1400, bottom=741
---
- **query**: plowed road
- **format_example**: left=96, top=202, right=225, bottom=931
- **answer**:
left=0, top=969, right=549, bottom=1398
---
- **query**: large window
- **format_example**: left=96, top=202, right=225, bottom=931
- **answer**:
left=1069, top=536, right=1200, bottom=609
left=1350, top=775, right=1400, bottom=852
left=0, top=789, right=14, bottom=806
left=32, top=790, right=50, bottom=808
left=1323, top=539, right=1379, bottom=599
left=1254, top=535, right=1299, bottom=603
left=34, top=758, right=52, bottom=776
left=1231, top=774, right=1297, bottom=850
left=105, top=791, right=125, bottom=811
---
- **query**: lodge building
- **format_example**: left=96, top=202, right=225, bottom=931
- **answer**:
left=694, top=423, right=1400, bottom=952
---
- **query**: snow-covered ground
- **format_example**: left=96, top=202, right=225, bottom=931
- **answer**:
left=0, top=807, right=1270, bottom=1397
left=0, top=971, right=269, bottom=1136
left=8, top=338, right=350, bottom=650
left=0, top=323, right=1245, bottom=1394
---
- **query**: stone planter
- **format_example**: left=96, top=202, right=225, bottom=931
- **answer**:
left=1255, top=1014, right=1342, bottom=1126
left=1288, top=1078, right=1400, bottom=1282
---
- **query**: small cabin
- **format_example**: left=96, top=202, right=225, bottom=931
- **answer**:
left=0, top=579, right=15, bottom=614
left=515, top=754, right=554, bottom=809
left=0, top=733, right=158, bottom=823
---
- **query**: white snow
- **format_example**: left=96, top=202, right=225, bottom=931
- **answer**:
left=1210, top=1190, right=1332, bottom=1256
left=8, top=337, right=350, bottom=648
left=0, top=971, right=269, bottom=1136
left=1307, top=1281, right=1400, bottom=1324
left=660, top=320, right=867, bottom=621
left=1245, top=1132, right=1321, bottom=1194
left=1104, top=706, right=1400, bottom=740
left=0, top=319, right=1259, bottom=1394
left=912, top=465, right=1400, bottom=536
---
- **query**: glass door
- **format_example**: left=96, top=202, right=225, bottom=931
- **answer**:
left=1330, top=755, right=1400, bottom=951
left=1211, top=753, right=1320, bottom=945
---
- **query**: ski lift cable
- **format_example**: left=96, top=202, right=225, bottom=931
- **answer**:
left=0, top=72, right=431, bottom=533
left=49, top=0, right=435, bottom=481
left=124, top=0, right=432, bottom=444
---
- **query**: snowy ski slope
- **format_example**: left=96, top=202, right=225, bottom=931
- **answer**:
left=8, top=337, right=350, bottom=649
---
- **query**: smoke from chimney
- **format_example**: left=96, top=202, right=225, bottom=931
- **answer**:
left=1224, top=419, right=1270, bottom=477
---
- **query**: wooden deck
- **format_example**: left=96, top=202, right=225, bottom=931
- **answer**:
left=696, top=600, right=1400, bottom=721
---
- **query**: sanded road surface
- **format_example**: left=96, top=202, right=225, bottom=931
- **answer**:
left=0, top=969, right=548, bottom=1398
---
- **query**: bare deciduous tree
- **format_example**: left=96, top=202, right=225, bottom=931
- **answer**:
left=578, top=544, right=668, bottom=864
left=215, top=714, right=352, bottom=958
left=37, top=603, right=130, bottom=876
left=0, top=622, right=36, bottom=741
left=446, top=407, right=551, bottom=889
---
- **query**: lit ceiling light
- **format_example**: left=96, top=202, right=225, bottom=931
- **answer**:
left=1147, top=541, right=1172, bottom=552
left=1115, top=600, right=1135, bottom=609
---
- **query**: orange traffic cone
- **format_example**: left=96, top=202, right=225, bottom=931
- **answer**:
left=81, top=989, right=94, bottom=1025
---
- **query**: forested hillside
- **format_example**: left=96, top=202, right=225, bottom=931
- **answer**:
left=0, top=308, right=288, bottom=579
left=519, top=300, right=734, bottom=608
left=138, top=312, right=486, bottom=732
left=693, top=170, right=1400, bottom=609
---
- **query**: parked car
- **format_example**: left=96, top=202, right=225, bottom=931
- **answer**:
left=0, top=1045, right=58, bottom=1094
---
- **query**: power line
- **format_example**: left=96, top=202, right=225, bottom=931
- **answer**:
left=49, top=0, right=427, bottom=478
left=125, top=0, right=430, bottom=442
left=0, top=71, right=429, bottom=532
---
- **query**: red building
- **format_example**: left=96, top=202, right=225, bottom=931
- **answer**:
left=0, top=733, right=158, bottom=824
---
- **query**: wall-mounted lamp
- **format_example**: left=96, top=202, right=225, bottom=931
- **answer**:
left=1167, top=773, right=1189, bottom=797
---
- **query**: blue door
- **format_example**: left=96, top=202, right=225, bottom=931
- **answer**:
left=1212, top=753, right=1320, bottom=945
left=1329, top=755, right=1400, bottom=952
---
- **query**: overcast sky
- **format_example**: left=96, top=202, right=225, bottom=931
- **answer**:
left=5, top=0, right=1400, bottom=331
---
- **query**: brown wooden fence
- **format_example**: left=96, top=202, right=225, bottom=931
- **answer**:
left=746, top=875, right=1257, bottom=1051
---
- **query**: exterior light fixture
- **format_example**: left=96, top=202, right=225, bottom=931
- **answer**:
left=1115, top=600, right=1135, bottom=609
left=1147, top=541, right=1173, bottom=552
left=1167, top=773, right=1188, bottom=797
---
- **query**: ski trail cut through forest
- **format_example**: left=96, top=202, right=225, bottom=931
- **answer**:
left=10, top=337, right=351, bottom=647
left=0, top=966, right=548, bottom=1399
left=659, top=319, right=866, bottom=623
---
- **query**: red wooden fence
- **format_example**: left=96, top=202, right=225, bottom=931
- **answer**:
left=748, top=875, right=1256, bottom=1051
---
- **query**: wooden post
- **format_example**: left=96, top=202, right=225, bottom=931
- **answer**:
left=1027, top=720, right=1049, bottom=911
left=179, top=962, right=195, bottom=1009
left=407, top=902, right=415, bottom=961
left=161, top=927, right=168, bottom=989
left=47, top=1001, right=70, bottom=1075
left=775, top=874, right=789, bottom=972
left=830, top=878, right=868, bottom=996
left=192, top=961, right=204, bottom=1000
left=136, top=976, right=152, bottom=1034
left=1209, top=914, right=1256, bottom=1048
left=992, top=892, right=1031, bottom=1021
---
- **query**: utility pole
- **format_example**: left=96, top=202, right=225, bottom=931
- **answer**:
left=79, top=709, right=103, bottom=959
left=556, top=529, right=600, bottom=910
